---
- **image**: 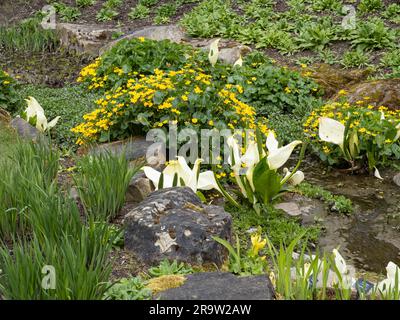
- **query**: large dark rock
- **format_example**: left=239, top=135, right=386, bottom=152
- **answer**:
left=124, top=187, right=232, bottom=266
left=333, top=78, right=400, bottom=111
left=157, top=272, right=275, bottom=300
left=10, top=117, right=40, bottom=140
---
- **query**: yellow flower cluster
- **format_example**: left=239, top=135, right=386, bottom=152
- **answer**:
left=72, top=67, right=267, bottom=145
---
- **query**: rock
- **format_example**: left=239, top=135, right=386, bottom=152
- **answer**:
left=101, top=25, right=188, bottom=54
left=126, top=171, right=154, bottom=203
left=191, top=38, right=252, bottom=65
left=157, top=272, right=275, bottom=300
left=10, top=117, right=40, bottom=140
left=333, top=78, right=400, bottom=111
left=124, top=187, right=232, bottom=266
left=393, top=173, right=400, bottom=187
left=274, top=202, right=302, bottom=216
left=57, top=23, right=119, bottom=56
left=308, top=63, right=370, bottom=98
left=0, top=108, right=10, bottom=123
left=77, top=136, right=166, bottom=167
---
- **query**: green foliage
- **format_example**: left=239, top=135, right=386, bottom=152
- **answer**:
left=73, top=152, right=141, bottom=222
left=154, top=3, right=178, bottom=24
left=0, top=16, right=59, bottom=53
left=53, top=3, right=81, bottom=22
left=341, top=49, right=371, bottom=69
left=0, top=140, right=60, bottom=239
left=139, top=0, right=159, bottom=6
left=16, top=85, right=101, bottom=150
left=213, top=233, right=268, bottom=275
left=128, top=4, right=150, bottom=20
left=76, top=0, right=96, bottom=7
left=350, top=18, right=397, bottom=51
left=148, top=259, right=194, bottom=277
left=104, top=277, right=152, bottom=300
left=180, top=0, right=243, bottom=38
left=311, top=0, right=343, bottom=12
left=228, top=61, right=322, bottom=119
left=96, top=7, right=119, bottom=21
left=0, top=70, right=21, bottom=113
left=358, top=0, right=383, bottom=13
left=0, top=222, right=115, bottom=300
left=380, top=49, right=400, bottom=69
left=227, top=203, right=320, bottom=249
left=382, top=4, right=400, bottom=24
left=295, top=182, right=353, bottom=215
left=295, top=19, right=338, bottom=52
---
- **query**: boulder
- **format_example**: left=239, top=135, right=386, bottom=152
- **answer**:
left=333, top=78, right=400, bottom=111
left=57, top=23, right=119, bottom=56
left=156, top=272, right=275, bottom=300
left=126, top=171, right=154, bottom=203
left=124, top=187, right=232, bottom=266
left=0, top=108, right=10, bottom=123
left=274, top=202, right=302, bottom=217
left=77, top=136, right=166, bottom=167
left=308, top=63, right=370, bottom=98
left=10, top=117, right=40, bottom=140
left=394, top=173, right=400, bottom=187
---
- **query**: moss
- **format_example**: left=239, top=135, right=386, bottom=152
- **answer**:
left=146, top=275, right=186, bottom=295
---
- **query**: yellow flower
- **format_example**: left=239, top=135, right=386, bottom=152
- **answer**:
left=284, top=86, right=291, bottom=94
left=208, top=120, right=214, bottom=126
left=338, top=89, right=347, bottom=95
left=191, top=118, right=198, bottom=124
left=181, top=95, right=188, bottom=101
left=138, top=37, right=145, bottom=42
left=251, top=234, right=267, bottom=256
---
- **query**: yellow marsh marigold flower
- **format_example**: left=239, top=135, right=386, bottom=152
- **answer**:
left=191, top=118, right=198, bottom=124
left=338, top=89, right=347, bottom=95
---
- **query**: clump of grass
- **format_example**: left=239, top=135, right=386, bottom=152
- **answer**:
left=0, top=16, right=59, bottom=53
left=74, top=152, right=142, bottom=221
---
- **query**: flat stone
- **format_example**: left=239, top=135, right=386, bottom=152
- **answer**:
left=157, top=272, right=275, bottom=300
left=124, top=187, right=232, bottom=266
left=57, top=23, right=119, bottom=56
left=77, top=136, right=166, bottom=167
left=274, top=202, right=302, bottom=216
left=10, top=117, right=40, bottom=141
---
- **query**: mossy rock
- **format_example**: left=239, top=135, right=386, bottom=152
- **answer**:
left=0, top=108, right=11, bottom=123
left=333, top=78, right=400, bottom=111
left=308, top=63, right=370, bottom=98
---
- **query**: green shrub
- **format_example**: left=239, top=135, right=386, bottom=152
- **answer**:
left=0, top=70, right=20, bottom=113
left=76, top=0, right=96, bottom=7
left=148, top=260, right=194, bottom=277
left=341, top=49, right=371, bottom=69
left=72, top=66, right=266, bottom=145
left=128, top=4, right=150, bottom=20
left=382, top=4, right=400, bottom=23
left=73, top=152, right=141, bottom=221
left=53, top=3, right=81, bottom=22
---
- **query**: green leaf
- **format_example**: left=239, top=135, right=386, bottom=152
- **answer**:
left=252, top=157, right=282, bottom=204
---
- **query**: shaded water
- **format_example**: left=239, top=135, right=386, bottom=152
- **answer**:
left=300, top=157, right=400, bottom=274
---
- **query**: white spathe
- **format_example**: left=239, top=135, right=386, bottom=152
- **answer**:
left=208, top=39, right=220, bottom=67
left=376, top=261, right=400, bottom=295
left=25, top=96, right=60, bottom=132
left=143, top=156, right=220, bottom=193
left=319, top=117, right=345, bottom=147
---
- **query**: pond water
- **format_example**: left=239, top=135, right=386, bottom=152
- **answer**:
left=300, top=157, right=400, bottom=275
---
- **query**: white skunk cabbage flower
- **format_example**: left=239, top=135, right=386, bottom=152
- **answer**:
left=266, top=131, right=302, bottom=170
left=208, top=39, right=220, bottom=67
left=233, top=55, right=243, bottom=67
left=332, top=248, right=355, bottom=289
left=318, top=117, right=345, bottom=147
left=376, top=262, right=400, bottom=295
left=283, top=168, right=305, bottom=186
left=25, top=96, right=60, bottom=132
left=143, top=156, right=220, bottom=193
